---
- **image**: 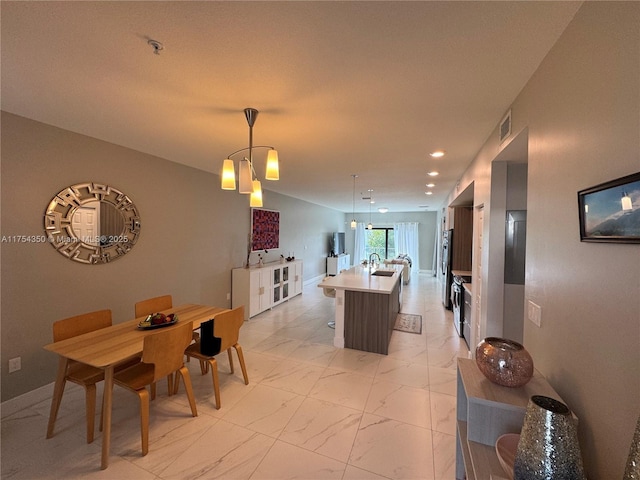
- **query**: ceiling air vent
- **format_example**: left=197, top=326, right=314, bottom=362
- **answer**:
left=499, top=109, right=512, bottom=144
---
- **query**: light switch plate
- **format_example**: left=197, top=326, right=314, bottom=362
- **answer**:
left=8, top=357, right=21, bottom=373
left=528, top=301, right=542, bottom=327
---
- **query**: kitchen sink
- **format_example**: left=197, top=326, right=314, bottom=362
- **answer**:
left=371, top=270, right=395, bottom=277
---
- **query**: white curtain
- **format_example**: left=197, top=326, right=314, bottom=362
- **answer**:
left=353, top=222, right=366, bottom=266
left=394, top=222, right=419, bottom=273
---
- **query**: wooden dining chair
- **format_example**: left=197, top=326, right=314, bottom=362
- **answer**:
left=135, top=294, right=200, bottom=358
left=179, top=306, right=249, bottom=409
left=134, top=295, right=180, bottom=396
left=46, top=309, right=112, bottom=444
left=112, top=320, right=197, bottom=456
left=134, top=295, right=173, bottom=319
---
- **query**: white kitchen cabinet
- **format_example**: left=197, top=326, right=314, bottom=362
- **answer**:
left=327, top=254, right=350, bottom=275
left=232, top=260, right=303, bottom=320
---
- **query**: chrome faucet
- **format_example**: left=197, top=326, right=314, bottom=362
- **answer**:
left=369, top=253, right=381, bottom=268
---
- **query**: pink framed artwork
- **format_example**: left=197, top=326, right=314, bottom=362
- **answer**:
left=251, top=208, right=280, bottom=251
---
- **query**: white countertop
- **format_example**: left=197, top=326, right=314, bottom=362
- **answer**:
left=318, top=264, right=403, bottom=294
left=452, top=270, right=472, bottom=278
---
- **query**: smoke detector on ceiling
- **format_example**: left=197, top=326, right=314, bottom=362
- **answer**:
left=148, top=39, right=164, bottom=55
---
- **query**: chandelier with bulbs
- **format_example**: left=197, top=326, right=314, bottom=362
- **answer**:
left=220, top=108, right=279, bottom=207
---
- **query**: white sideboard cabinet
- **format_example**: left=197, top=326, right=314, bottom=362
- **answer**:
left=232, top=260, right=303, bottom=320
left=291, top=260, right=303, bottom=296
left=327, top=254, right=350, bottom=276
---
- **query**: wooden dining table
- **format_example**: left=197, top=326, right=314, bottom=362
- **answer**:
left=43, top=304, right=228, bottom=470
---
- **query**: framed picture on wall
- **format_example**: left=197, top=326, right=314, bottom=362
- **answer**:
left=251, top=208, right=280, bottom=251
left=577, top=171, right=640, bottom=243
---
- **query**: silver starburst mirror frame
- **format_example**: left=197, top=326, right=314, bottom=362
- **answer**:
left=44, top=182, right=141, bottom=264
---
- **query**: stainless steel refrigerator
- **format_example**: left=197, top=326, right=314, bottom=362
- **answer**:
left=441, top=229, right=453, bottom=309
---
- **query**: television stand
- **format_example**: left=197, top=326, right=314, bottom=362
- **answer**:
left=327, top=254, right=350, bottom=276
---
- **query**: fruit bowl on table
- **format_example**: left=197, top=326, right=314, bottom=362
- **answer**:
left=137, top=313, right=178, bottom=329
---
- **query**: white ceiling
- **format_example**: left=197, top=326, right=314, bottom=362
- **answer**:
left=1, top=1, right=582, bottom=213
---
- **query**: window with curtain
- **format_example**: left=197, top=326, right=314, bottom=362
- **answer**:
left=353, top=222, right=366, bottom=265
left=355, top=223, right=419, bottom=270
left=363, top=228, right=395, bottom=260
left=393, top=222, right=419, bottom=271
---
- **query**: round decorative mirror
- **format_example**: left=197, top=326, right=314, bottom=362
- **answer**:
left=44, top=182, right=141, bottom=264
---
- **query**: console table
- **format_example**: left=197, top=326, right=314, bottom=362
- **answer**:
left=327, top=253, right=350, bottom=275
left=456, top=358, right=569, bottom=480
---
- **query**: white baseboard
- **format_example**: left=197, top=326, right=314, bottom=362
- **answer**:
left=304, top=273, right=326, bottom=289
left=1, top=381, right=58, bottom=418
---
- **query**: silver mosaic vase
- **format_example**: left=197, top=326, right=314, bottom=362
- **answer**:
left=624, top=414, right=640, bottom=480
left=514, top=395, right=585, bottom=480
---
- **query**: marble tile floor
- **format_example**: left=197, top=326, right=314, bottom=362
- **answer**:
left=1, top=273, right=470, bottom=480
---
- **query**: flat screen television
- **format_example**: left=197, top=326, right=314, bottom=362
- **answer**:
left=330, top=232, right=345, bottom=256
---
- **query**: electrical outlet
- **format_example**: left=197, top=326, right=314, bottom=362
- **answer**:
left=226, top=292, right=231, bottom=301
left=528, top=301, right=542, bottom=327
left=8, top=357, right=21, bottom=373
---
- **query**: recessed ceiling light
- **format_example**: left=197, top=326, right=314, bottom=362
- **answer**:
left=378, top=207, right=389, bottom=213
left=430, top=150, right=445, bottom=158
left=425, top=191, right=433, bottom=195
left=426, top=183, right=435, bottom=188
left=427, top=171, right=439, bottom=176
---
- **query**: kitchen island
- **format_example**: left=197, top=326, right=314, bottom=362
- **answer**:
left=318, top=264, right=404, bottom=354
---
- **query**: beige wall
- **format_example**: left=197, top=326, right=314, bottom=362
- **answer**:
left=447, top=2, right=639, bottom=477
left=0, top=112, right=345, bottom=401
